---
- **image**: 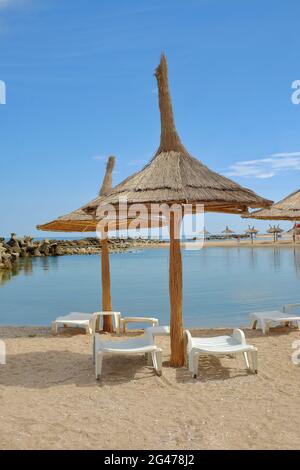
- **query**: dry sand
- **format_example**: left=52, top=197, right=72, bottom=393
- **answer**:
left=0, top=326, right=300, bottom=450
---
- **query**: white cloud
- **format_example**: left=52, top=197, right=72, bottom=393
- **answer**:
left=92, top=155, right=108, bottom=162
left=224, top=152, right=300, bottom=179
left=0, top=0, right=28, bottom=9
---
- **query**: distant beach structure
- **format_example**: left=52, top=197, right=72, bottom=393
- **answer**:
left=198, top=227, right=210, bottom=239
left=222, top=226, right=235, bottom=238
left=267, top=225, right=284, bottom=243
left=245, top=226, right=259, bottom=244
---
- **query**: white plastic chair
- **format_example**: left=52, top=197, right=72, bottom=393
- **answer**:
left=51, top=312, right=96, bottom=335
left=251, top=306, right=300, bottom=335
left=185, top=329, right=258, bottom=379
left=51, top=311, right=121, bottom=335
left=93, top=330, right=162, bottom=380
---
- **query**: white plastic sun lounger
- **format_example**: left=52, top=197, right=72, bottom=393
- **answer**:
left=52, top=311, right=122, bottom=335
left=93, top=331, right=162, bottom=380
left=185, top=329, right=258, bottom=379
left=51, top=312, right=96, bottom=335
left=250, top=305, right=300, bottom=335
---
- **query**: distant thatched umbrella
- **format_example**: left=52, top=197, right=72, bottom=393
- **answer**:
left=267, top=225, right=284, bottom=243
left=91, top=55, right=272, bottom=366
left=37, top=157, right=166, bottom=332
left=222, top=226, right=235, bottom=237
left=198, top=227, right=210, bottom=239
left=243, top=189, right=300, bottom=221
left=245, top=225, right=258, bottom=244
left=286, top=223, right=300, bottom=243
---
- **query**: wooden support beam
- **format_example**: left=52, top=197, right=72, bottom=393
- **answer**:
left=169, top=210, right=184, bottom=367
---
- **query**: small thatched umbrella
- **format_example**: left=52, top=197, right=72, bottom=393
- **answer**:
left=198, top=228, right=210, bottom=239
left=267, top=225, right=284, bottom=243
left=286, top=224, right=300, bottom=243
left=245, top=225, right=258, bottom=244
left=90, top=55, right=272, bottom=366
left=222, top=226, right=235, bottom=238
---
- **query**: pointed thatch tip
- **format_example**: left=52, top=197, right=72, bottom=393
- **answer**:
left=154, top=54, right=186, bottom=154
left=99, top=156, right=116, bottom=196
left=154, top=53, right=168, bottom=80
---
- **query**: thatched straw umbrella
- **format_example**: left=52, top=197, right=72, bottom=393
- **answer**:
left=243, top=189, right=300, bottom=221
left=245, top=225, right=258, bottom=244
left=199, top=228, right=210, bottom=239
left=89, top=55, right=272, bottom=366
left=222, top=226, right=235, bottom=238
left=286, top=224, right=300, bottom=243
left=267, top=225, right=284, bottom=243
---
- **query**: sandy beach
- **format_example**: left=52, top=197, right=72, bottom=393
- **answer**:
left=0, top=326, right=300, bottom=450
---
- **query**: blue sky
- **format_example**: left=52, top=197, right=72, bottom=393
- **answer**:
left=0, top=0, right=300, bottom=237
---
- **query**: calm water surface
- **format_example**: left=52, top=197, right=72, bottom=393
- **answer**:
left=1, top=247, right=300, bottom=328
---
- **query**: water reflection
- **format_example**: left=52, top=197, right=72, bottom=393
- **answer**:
left=293, top=248, right=300, bottom=278
left=0, top=258, right=33, bottom=286
left=270, top=248, right=281, bottom=272
left=248, top=248, right=257, bottom=269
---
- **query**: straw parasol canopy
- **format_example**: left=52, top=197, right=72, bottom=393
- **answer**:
left=199, top=227, right=210, bottom=236
left=267, top=224, right=284, bottom=243
left=222, top=226, right=235, bottom=235
left=93, top=54, right=272, bottom=366
left=243, top=189, right=300, bottom=221
left=245, top=225, right=258, bottom=244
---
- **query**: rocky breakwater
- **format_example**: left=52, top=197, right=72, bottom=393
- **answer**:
left=0, top=234, right=165, bottom=271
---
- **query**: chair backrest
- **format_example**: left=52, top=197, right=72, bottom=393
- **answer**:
left=283, top=304, right=300, bottom=314
left=232, top=329, right=247, bottom=345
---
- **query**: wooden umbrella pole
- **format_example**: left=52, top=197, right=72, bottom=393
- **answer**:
left=100, top=157, right=116, bottom=334
left=169, top=210, right=184, bottom=367
left=101, top=233, right=114, bottom=333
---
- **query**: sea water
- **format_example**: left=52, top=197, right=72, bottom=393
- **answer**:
left=0, top=247, right=300, bottom=328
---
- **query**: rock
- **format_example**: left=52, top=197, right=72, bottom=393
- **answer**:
left=40, top=239, right=51, bottom=256
left=6, top=233, right=21, bottom=253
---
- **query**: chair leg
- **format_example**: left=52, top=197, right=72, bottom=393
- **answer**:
left=155, top=350, right=162, bottom=376
left=51, top=322, right=58, bottom=335
left=146, top=352, right=152, bottom=366
left=115, top=315, right=121, bottom=336
left=262, top=321, right=269, bottom=335
left=92, top=336, right=96, bottom=365
left=243, top=352, right=250, bottom=370
left=251, top=319, right=258, bottom=330
left=95, top=352, right=104, bottom=380
left=297, top=321, right=300, bottom=331
left=192, top=353, right=199, bottom=379
left=251, top=350, right=258, bottom=374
